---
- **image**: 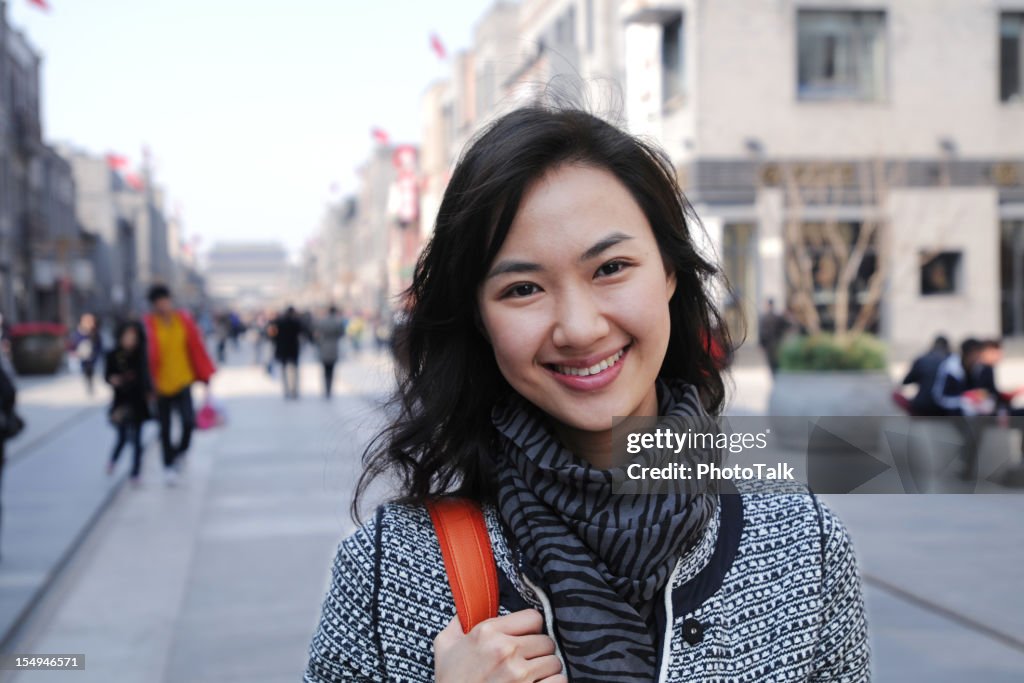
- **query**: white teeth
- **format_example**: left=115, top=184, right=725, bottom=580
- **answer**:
left=554, top=348, right=625, bottom=377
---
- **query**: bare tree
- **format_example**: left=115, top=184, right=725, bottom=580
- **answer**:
left=775, top=159, right=893, bottom=341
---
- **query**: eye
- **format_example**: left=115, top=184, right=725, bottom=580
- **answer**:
left=596, top=260, right=630, bottom=278
left=501, top=283, right=541, bottom=299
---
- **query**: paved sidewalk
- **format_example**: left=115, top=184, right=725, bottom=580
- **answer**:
left=5, top=370, right=108, bottom=465
left=3, top=357, right=390, bottom=683
left=0, top=369, right=125, bottom=652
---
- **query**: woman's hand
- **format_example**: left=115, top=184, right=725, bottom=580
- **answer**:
left=434, top=609, right=566, bottom=683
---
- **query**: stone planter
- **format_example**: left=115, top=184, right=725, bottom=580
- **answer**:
left=768, top=370, right=896, bottom=452
left=10, top=322, right=67, bottom=375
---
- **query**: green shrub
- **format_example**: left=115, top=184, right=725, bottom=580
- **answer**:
left=778, top=333, right=887, bottom=371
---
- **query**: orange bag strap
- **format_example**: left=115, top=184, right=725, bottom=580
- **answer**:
left=426, top=498, right=499, bottom=633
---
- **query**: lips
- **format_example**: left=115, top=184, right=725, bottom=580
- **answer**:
left=549, top=346, right=627, bottom=377
left=542, top=342, right=632, bottom=392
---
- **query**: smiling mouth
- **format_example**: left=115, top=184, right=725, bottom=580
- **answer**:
left=546, top=343, right=632, bottom=377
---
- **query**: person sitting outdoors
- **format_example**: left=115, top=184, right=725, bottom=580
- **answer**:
left=899, top=335, right=951, bottom=416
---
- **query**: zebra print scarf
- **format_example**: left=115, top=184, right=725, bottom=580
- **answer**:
left=491, top=379, right=719, bottom=683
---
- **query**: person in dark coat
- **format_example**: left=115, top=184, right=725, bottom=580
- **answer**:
left=71, top=313, right=103, bottom=395
left=0, top=354, right=20, bottom=560
left=901, top=335, right=951, bottom=416
left=274, top=306, right=309, bottom=399
left=757, top=298, right=788, bottom=375
left=105, top=321, right=152, bottom=483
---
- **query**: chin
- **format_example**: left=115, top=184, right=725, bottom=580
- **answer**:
left=549, top=399, right=634, bottom=432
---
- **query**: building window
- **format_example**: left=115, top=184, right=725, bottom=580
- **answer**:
left=662, top=14, right=684, bottom=108
left=1001, top=13, right=1024, bottom=102
left=920, top=251, right=961, bottom=296
left=797, top=9, right=886, bottom=101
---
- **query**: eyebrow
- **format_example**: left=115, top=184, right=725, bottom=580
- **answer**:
left=485, top=231, right=635, bottom=280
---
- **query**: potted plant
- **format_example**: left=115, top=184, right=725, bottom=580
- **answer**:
left=9, top=322, right=68, bottom=375
left=768, top=333, right=894, bottom=451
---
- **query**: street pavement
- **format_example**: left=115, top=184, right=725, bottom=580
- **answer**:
left=0, top=369, right=123, bottom=656
left=0, top=344, right=1021, bottom=681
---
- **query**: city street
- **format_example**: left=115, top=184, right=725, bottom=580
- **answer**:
left=0, top=347, right=1022, bottom=681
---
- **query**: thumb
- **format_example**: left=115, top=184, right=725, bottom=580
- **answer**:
left=434, top=615, right=465, bottom=652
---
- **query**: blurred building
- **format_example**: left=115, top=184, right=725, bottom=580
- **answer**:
left=31, top=146, right=96, bottom=324
left=508, top=0, right=624, bottom=105
left=59, top=146, right=178, bottom=319
left=202, top=241, right=289, bottom=312
left=419, top=0, right=1024, bottom=356
left=350, top=145, right=401, bottom=314
left=619, top=0, right=1024, bottom=355
left=308, top=195, right=359, bottom=309
left=0, top=5, right=95, bottom=327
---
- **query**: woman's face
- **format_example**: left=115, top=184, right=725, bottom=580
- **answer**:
left=120, top=327, right=138, bottom=350
left=478, top=163, right=676, bottom=450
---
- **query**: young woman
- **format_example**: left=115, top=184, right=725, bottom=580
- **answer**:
left=105, top=321, right=152, bottom=484
left=305, top=107, right=869, bottom=683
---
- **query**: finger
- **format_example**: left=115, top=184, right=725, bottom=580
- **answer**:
left=526, top=654, right=564, bottom=681
left=478, top=609, right=544, bottom=637
left=536, top=675, right=568, bottom=683
left=514, top=634, right=557, bottom=660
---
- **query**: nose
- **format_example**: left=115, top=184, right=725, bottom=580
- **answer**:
left=551, top=284, right=610, bottom=349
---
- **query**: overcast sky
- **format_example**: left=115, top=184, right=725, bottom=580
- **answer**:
left=9, top=0, right=491, bottom=257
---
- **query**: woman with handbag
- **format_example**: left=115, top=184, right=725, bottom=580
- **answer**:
left=305, top=107, right=869, bottom=682
left=105, top=321, right=152, bottom=484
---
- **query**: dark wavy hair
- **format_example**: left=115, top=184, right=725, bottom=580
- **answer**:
left=352, top=106, right=732, bottom=520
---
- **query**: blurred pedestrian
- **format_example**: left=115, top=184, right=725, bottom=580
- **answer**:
left=214, top=312, right=230, bottom=363
left=347, top=314, right=365, bottom=353
left=373, top=316, right=391, bottom=352
left=968, top=338, right=1018, bottom=410
left=931, top=338, right=986, bottom=480
left=104, top=321, right=152, bottom=484
left=0, top=352, right=24, bottom=561
left=262, top=313, right=278, bottom=375
left=757, top=298, right=788, bottom=375
left=71, top=312, right=103, bottom=394
left=900, top=335, right=951, bottom=416
left=228, top=311, right=244, bottom=350
left=274, top=306, right=308, bottom=400
left=313, top=305, right=346, bottom=399
left=144, top=284, right=216, bottom=486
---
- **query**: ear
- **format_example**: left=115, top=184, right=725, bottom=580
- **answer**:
left=666, top=268, right=678, bottom=300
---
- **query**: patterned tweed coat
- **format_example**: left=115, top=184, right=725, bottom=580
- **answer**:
left=305, top=483, right=870, bottom=682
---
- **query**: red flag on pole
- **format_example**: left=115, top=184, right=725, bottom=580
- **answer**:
left=429, top=32, right=446, bottom=60
left=371, top=127, right=390, bottom=145
left=124, top=172, right=145, bottom=191
left=106, top=153, right=129, bottom=170
left=27, top=0, right=51, bottom=11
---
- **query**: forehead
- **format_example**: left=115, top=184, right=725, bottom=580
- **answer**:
left=499, top=163, right=652, bottom=253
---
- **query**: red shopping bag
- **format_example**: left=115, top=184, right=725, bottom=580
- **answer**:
left=196, top=398, right=227, bottom=430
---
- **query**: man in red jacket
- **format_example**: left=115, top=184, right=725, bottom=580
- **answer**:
left=144, top=284, right=216, bottom=486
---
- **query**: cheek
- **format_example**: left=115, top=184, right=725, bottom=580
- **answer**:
left=609, top=274, right=674, bottom=339
left=480, top=306, right=549, bottom=370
